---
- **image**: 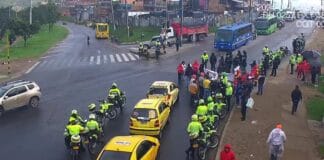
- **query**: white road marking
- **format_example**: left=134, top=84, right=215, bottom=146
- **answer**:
left=115, top=54, right=122, bottom=62
left=25, top=61, right=40, bottom=74
left=96, top=55, right=101, bottom=65
left=98, top=50, right=101, bottom=54
left=110, top=55, right=116, bottom=63
left=103, top=55, right=108, bottom=64
left=90, top=56, right=94, bottom=65
left=121, top=53, right=129, bottom=62
left=127, top=53, right=136, bottom=61
left=134, top=54, right=139, bottom=59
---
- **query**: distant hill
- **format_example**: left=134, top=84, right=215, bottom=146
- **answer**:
left=0, top=0, right=45, bottom=8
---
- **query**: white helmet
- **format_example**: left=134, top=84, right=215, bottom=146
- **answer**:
left=71, top=109, right=78, bottom=115
left=89, top=114, right=96, bottom=120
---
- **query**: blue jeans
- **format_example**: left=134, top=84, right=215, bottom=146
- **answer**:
left=204, top=89, right=210, bottom=100
left=257, top=84, right=263, bottom=95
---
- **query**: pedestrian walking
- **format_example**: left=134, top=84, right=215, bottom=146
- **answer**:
left=289, top=54, right=296, bottom=74
left=241, top=51, right=247, bottom=71
left=257, top=73, right=265, bottom=95
left=192, top=60, right=200, bottom=75
left=235, top=80, right=243, bottom=106
left=240, top=87, right=249, bottom=121
left=220, top=144, right=236, bottom=160
left=203, top=75, right=211, bottom=100
left=87, top=36, right=90, bottom=45
left=271, top=57, right=280, bottom=77
left=267, top=123, right=287, bottom=160
left=210, top=52, right=217, bottom=71
left=198, top=73, right=205, bottom=99
left=185, top=64, right=193, bottom=86
left=177, top=61, right=185, bottom=85
left=225, top=52, right=232, bottom=73
left=291, top=85, right=302, bottom=115
left=176, top=37, right=180, bottom=52
left=311, top=66, right=317, bottom=84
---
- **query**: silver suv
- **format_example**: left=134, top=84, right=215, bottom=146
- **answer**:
left=0, top=80, right=41, bottom=116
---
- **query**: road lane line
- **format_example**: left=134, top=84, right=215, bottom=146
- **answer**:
left=127, top=53, right=136, bottom=61
left=121, top=53, right=129, bottom=62
left=134, top=54, right=139, bottom=59
left=109, top=55, right=116, bottom=63
left=96, top=55, right=101, bottom=65
left=90, top=56, right=94, bottom=65
left=103, top=55, right=108, bottom=64
left=25, top=61, right=40, bottom=74
left=115, top=54, right=122, bottom=62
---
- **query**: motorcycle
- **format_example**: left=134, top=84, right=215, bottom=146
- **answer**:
left=107, top=92, right=126, bottom=112
left=84, top=132, right=99, bottom=155
left=98, top=99, right=118, bottom=121
left=70, top=136, right=82, bottom=160
left=197, top=129, right=219, bottom=160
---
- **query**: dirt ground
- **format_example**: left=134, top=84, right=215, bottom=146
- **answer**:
left=0, top=59, right=37, bottom=82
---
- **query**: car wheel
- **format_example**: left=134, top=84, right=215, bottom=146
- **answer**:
left=29, top=96, right=40, bottom=108
left=0, top=106, right=4, bottom=117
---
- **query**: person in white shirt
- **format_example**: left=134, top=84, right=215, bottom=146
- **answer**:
left=267, top=123, right=287, bottom=160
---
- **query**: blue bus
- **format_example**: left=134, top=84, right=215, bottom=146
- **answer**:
left=215, top=22, right=253, bottom=51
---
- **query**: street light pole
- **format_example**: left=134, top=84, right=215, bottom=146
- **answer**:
left=125, top=0, right=129, bottom=37
left=29, top=0, right=33, bottom=25
left=111, top=0, right=116, bottom=30
left=180, top=0, right=183, bottom=47
left=249, top=0, right=252, bottom=23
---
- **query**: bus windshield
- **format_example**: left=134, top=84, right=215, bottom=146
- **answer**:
left=97, top=25, right=108, bottom=32
left=216, top=30, right=233, bottom=42
left=255, top=20, right=269, bottom=29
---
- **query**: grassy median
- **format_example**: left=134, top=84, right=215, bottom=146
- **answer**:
left=0, top=24, right=68, bottom=60
left=110, top=26, right=160, bottom=43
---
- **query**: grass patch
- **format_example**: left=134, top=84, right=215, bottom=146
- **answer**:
left=306, top=97, right=324, bottom=121
left=0, top=24, right=68, bottom=60
left=209, top=26, right=218, bottom=34
left=110, top=26, right=160, bottom=43
left=320, top=145, right=324, bottom=157
left=0, top=39, right=6, bottom=49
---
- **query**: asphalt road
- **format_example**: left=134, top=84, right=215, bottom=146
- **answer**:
left=0, top=21, right=314, bottom=160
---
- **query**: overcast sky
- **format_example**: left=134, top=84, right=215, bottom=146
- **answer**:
left=273, top=0, right=322, bottom=12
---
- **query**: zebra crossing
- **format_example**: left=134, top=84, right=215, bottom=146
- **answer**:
left=82, top=53, right=139, bottom=65
left=35, top=53, right=140, bottom=72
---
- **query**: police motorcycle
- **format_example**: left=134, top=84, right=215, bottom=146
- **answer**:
left=107, top=91, right=126, bottom=114
left=69, top=135, right=82, bottom=160
left=83, top=117, right=103, bottom=155
left=197, top=116, right=219, bottom=160
left=98, top=99, right=118, bottom=120
left=211, top=91, right=227, bottom=120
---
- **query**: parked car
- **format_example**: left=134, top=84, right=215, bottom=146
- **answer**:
left=144, top=36, right=176, bottom=49
left=0, top=80, right=41, bottom=116
left=96, top=135, right=160, bottom=160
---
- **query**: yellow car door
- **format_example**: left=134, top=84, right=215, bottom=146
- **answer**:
left=134, top=140, right=159, bottom=160
left=169, top=83, right=179, bottom=105
left=159, top=103, right=170, bottom=128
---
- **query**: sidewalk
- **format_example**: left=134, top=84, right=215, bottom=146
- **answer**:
left=216, top=60, right=321, bottom=160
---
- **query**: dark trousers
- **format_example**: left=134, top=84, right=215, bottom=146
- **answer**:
left=290, top=64, right=295, bottom=74
left=176, top=44, right=179, bottom=52
left=241, top=105, right=247, bottom=120
left=226, top=95, right=232, bottom=112
left=178, top=73, right=183, bottom=85
left=271, top=68, right=277, bottom=77
left=311, top=73, right=316, bottom=84
left=185, top=138, right=196, bottom=158
left=292, top=101, right=299, bottom=115
left=257, top=84, right=264, bottom=95
left=235, top=95, right=240, bottom=105
left=211, top=63, right=216, bottom=71
left=202, top=61, right=207, bottom=68
left=199, top=86, right=204, bottom=99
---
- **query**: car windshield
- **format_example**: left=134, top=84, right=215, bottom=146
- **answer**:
left=149, top=87, right=167, bottom=95
left=255, top=20, right=269, bottom=29
left=99, top=150, right=131, bottom=160
left=151, top=37, right=160, bottom=42
left=216, top=30, right=233, bottom=42
left=132, top=108, right=157, bottom=119
left=0, top=87, right=8, bottom=97
left=97, top=25, right=108, bottom=32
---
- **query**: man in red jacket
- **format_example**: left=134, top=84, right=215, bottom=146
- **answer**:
left=220, top=144, right=236, bottom=160
left=177, top=61, right=185, bottom=84
left=192, top=60, right=200, bottom=75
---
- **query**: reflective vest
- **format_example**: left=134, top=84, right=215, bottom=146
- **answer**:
left=187, top=121, right=203, bottom=135
left=296, top=55, right=303, bottom=64
left=289, top=55, right=296, bottom=64
left=196, top=105, right=208, bottom=116
left=66, top=124, right=84, bottom=136
left=201, top=54, right=209, bottom=61
left=207, top=102, right=215, bottom=111
left=263, top=47, right=270, bottom=54
left=226, top=86, right=233, bottom=96
left=109, top=88, right=121, bottom=96
left=86, top=120, right=100, bottom=131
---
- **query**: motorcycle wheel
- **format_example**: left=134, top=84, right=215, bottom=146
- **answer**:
left=219, top=108, right=227, bottom=120
left=198, top=146, right=207, bottom=160
left=87, top=141, right=97, bottom=155
left=107, top=108, right=118, bottom=120
left=208, top=134, right=219, bottom=148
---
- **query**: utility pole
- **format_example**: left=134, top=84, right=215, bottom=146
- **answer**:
left=280, top=0, right=283, bottom=10
left=29, top=0, right=33, bottom=25
left=125, top=0, right=129, bottom=37
left=111, top=0, right=116, bottom=30
left=249, top=0, right=252, bottom=23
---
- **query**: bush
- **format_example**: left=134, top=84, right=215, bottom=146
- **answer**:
left=306, top=97, right=324, bottom=121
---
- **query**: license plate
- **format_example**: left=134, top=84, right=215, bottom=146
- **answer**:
left=72, top=146, right=79, bottom=150
left=193, top=144, right=199, bottom=148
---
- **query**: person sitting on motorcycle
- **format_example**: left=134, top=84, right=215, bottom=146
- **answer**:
left=85, top=114, right=102, bottom=141
left=65, top=119, right=85, bottom=150
left=207, top=96, right=218, bottom=127
left=99, top=100, right=113, bottom=114
left=185, top=114, right=204, bottom=158
left=215, top=97, right=226, bottom=116
left=196, top=99, right=208, bottom=119
left=108, top=83, right=124, bottom=108
left=69, top=109, right=86, bottom=125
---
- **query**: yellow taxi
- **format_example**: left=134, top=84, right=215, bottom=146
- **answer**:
left=96, top=135, right=160, bottom=160
left=147, top=81, right=179, bottom=107
left=129, top=98, right=170, bottom=139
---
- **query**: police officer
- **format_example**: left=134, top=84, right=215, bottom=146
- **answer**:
left=225, top=82, right=233, bottom=112
left=263, top=46, right=270, bottom=56
left=138, top=42, right=144, bottom=54
left=296, top=54, right=303, bottom=64
left=289, top=54, right=296, bottom=74
left=86, top=114, right=102, bottom=140
left=201, top=51, right=209, bottom=68
left=69, top=110, right=85, bottom=124
left=155, top=41, right=161, bottom=59
left=65, top=119, right=85, bottom=149
left=185, top=114, right=204, bottom=158
left=196, top=99, right=208, bottom=119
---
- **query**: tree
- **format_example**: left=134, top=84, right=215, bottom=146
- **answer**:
left=48, top=0, right=59, bottom=32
